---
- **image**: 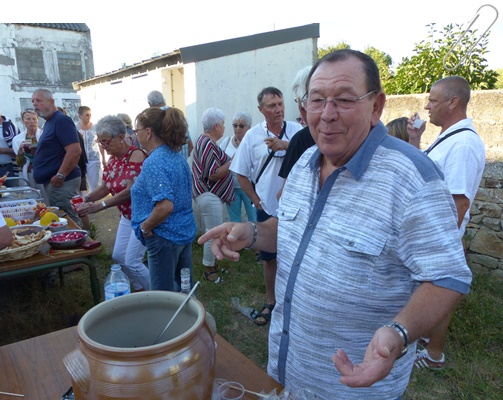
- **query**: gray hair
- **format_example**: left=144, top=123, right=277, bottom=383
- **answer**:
left=117, top=113, right=132, bottom=128
left=433, top=76, right=471, bottom=108
left=202, top=108, right=225, bottom=132
left=291, top=66, right=312, bottom=99
left=232, top=112, right=252, bottom=127
left=33, top=88, right=54, bottom=100
left=147, top=90, right=166, bottom=107
left=95, top=115, right=127, bottom=138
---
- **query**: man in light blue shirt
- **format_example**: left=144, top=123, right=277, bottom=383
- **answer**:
left=198, top=50, right=471, bottom=399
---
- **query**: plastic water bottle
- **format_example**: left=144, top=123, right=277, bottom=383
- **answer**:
left=180, top=267, right=191, bottom=294
left=104, top=264, right=131, bottom=301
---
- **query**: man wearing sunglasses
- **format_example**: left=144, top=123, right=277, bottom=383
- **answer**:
left=230, top=86, right=302, bottom=326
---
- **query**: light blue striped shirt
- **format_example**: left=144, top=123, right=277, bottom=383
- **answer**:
left=268, top=121, right=472, bottom=399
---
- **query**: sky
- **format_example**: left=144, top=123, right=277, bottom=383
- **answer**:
left=7, top=1, right=503, bottom=76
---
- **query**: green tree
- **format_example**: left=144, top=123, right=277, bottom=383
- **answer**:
left=495, top=69, right=503, bottom=89
left=363, top=46, right=394, bottom=93
left=317, top=44, right=394, bottom=93
left=318, top=42, right=350, bottom=59
left=390, top=23, right=498, bottom=94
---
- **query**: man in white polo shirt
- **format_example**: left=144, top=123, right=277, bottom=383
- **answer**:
left=231, top=86, right=302, bottom=325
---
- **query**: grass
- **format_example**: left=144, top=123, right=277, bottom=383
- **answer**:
left=1, top=237, right=502, bottom=399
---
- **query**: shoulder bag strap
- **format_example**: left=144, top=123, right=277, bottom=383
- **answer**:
left=254, top=122, right=287, bottom=185
left=424, top=128, right=477, bottom=155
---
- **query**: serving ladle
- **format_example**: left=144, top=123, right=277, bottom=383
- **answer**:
left=153, top=281, right=201, bottom=345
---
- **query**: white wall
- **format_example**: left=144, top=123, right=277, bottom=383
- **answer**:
left=185, top=38, right=316, bottom=143
left=78, top=70, right=164, bottom=124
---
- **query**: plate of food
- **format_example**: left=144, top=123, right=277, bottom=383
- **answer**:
left=48, top=230, right=88, bottom=250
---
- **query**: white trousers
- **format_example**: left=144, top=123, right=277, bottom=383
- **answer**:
left=112, top=215, right=150, bottom=291
left=86, top=160, right=102, bottom=193
left=194, top=192, right=224, bottom=267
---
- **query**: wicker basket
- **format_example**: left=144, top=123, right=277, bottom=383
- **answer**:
left=0, top=229, right=52, bottom=262
left=0, top=199, right=37, bottom=221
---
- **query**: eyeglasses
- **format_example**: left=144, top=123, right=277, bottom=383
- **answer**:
left=294, top=95, right=307, bottom=104
left=96, top=137, right=114, bottom=146
left=305, top=90, right=376, bottom=113
left=232, top=124, right=247, bottom=129
left=133, top=128, right=146, bottom=135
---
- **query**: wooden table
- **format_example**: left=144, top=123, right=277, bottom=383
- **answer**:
left=0, top=327, right=283, bottom=399
left=0, top=219, right=102, bottom=304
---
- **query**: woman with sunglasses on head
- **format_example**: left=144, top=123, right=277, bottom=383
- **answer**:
left=219, top=112, right=256, bottom=224
left=192, top=107, right=234, bottom=283
left=131, top=107, right=196, bottom=292
left=76, top=115, right=150, bottom=292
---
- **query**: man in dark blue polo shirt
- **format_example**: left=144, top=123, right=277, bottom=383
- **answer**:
left=32, top=88, right=82, bottom=225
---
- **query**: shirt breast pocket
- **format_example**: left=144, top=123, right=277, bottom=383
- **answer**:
left=319, top=222, right=388, bottom=289
left=277, top=205, right=301, bottom=256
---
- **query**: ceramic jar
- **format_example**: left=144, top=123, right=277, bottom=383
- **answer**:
left=64, top=291, right=216, bottom=399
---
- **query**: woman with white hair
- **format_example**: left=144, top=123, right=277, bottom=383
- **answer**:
left=192, top=107, right=234, bottom=282
left=219, top=111, right=256, bottom=223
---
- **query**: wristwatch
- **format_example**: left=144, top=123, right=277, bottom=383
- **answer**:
left=101, top=201, right=107, bottom=209
left=383, top=322, right=410, bottom=359
left=56, top=172, right=65, bottom=180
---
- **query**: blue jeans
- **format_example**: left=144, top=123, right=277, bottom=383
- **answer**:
left=226, top=188, right=257, bottom=223
left=144, top=233, right=193, bottom=292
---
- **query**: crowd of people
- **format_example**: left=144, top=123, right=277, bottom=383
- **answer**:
left=0, top=49, right=486, bottom=399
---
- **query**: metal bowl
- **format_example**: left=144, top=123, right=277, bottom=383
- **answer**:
left=47, top=229, right=88, bottom=250
left=10, top=224, right=46, bottom=236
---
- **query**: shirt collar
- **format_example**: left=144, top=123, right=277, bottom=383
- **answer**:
left=306, top=121, right=388, bottom=181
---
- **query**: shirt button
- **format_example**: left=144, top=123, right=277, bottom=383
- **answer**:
left=285, top=297, right=291, bottom=303
left=294, top=260, right=299, bottom=265
left=309, top=224, right=314, bottom=229
left=283, top=330, right=288, bottom=335
left=348, top=241, right=354, bottom=246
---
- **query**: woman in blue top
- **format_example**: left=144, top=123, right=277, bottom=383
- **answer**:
left=131, top=107, right=196, bottom=292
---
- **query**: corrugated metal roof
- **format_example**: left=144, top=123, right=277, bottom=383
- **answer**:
left=18, top=23, right=89, bottom=32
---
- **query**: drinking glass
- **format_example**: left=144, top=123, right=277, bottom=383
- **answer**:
left=212, top=378, right=227, bottom=400
left=217, top=381, right=245, bottom=400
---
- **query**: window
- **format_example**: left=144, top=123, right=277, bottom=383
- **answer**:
left=57, top=52, right=83, bottom=84
left=15, top=48, right=46, bottom=81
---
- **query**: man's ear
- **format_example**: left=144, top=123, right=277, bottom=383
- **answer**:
left=371, top=92, right=386, bottom=126
left=448, top=96, right=460, bottom=109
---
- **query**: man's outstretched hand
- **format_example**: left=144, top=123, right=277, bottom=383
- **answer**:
left=198, top=222, right=253, bottom=262
left=332, top=327, right=402, bottom=388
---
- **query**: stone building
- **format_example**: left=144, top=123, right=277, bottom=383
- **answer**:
left=0, top=23, right=94, bottom=126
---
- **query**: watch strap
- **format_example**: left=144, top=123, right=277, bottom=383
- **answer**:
left=383, top=322, right=410, bottom=358
left=101, top=201, right=107, bottom=209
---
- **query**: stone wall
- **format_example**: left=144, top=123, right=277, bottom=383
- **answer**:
left=384, top=90, right=503, bottom=278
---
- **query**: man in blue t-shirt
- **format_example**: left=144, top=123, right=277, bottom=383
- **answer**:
left=32, top=88, right=82, bottom=225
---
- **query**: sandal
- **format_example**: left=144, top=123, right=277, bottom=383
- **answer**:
left=250, top=303, right=275, bottom=326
